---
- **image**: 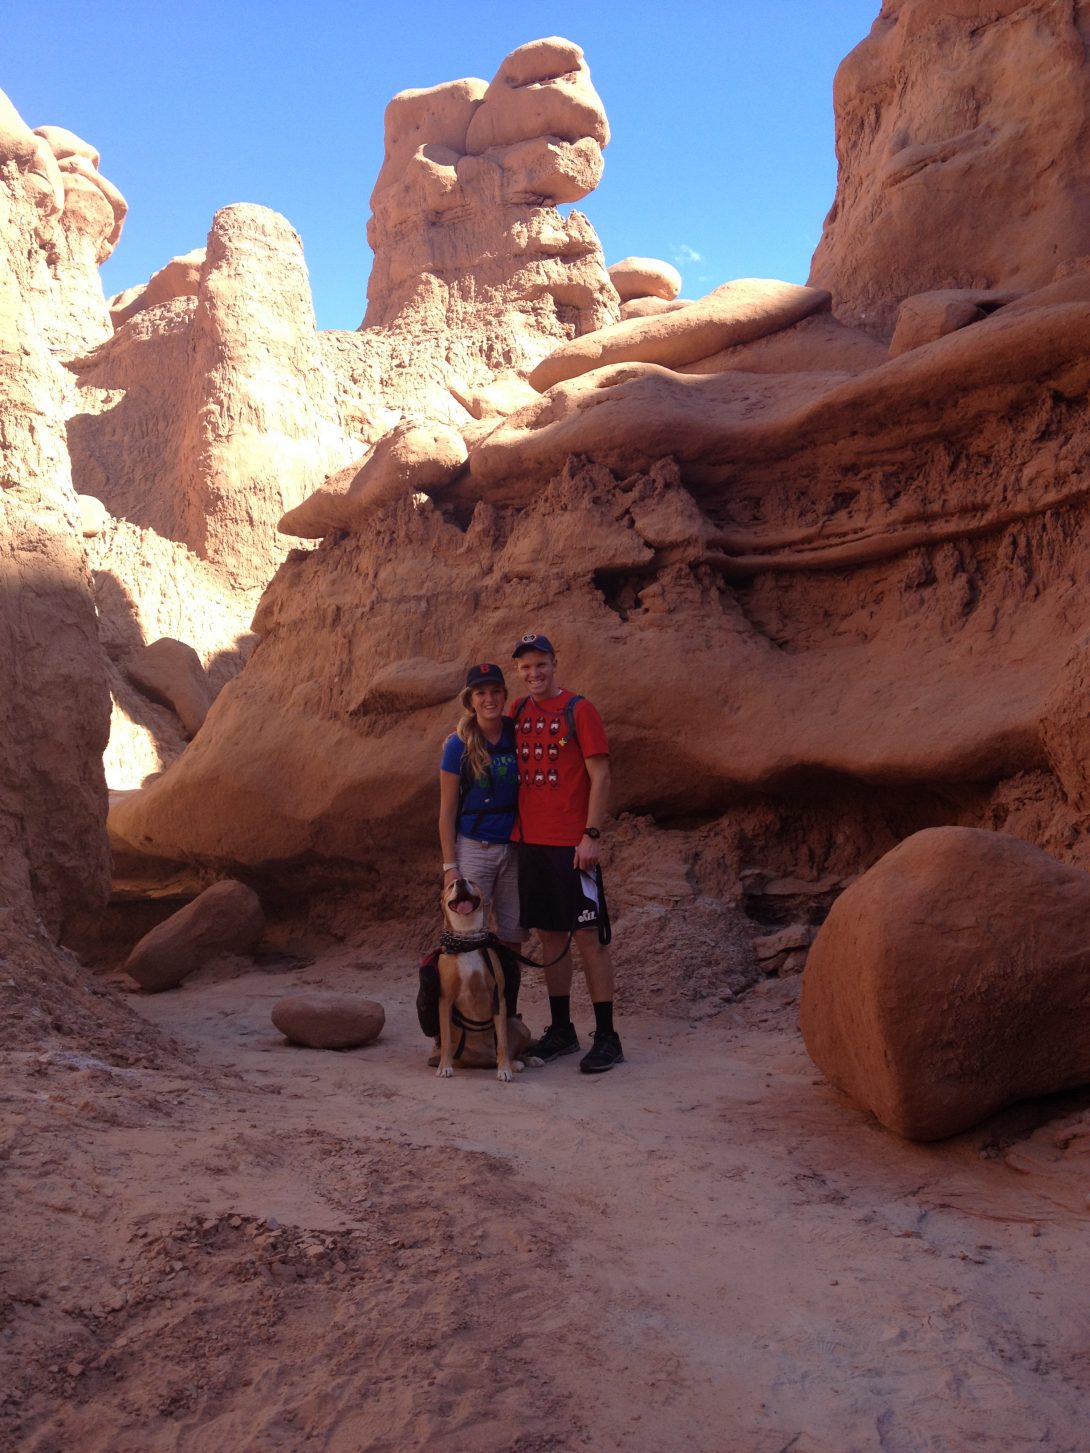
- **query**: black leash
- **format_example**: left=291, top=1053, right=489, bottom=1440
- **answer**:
left=436, top=865, right=610, bottom=975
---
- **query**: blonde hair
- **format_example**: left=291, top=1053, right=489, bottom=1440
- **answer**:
left=456, top=684, right=507, bottom=785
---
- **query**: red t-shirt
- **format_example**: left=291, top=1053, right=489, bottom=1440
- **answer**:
left=510, top=690, right=609, bottom=847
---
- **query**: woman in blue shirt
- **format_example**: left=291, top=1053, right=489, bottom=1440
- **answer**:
left=438, top=662, right=525, bottom=968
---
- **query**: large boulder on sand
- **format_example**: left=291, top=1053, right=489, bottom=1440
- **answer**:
left=124, top=880, right=265, bottom=992
left=271, top=995, right=385, bottom=1050
left=801, top=827, right=1090, bottom=1140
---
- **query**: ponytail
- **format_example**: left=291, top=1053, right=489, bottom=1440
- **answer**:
left=455, top=685, right=504, bottom=784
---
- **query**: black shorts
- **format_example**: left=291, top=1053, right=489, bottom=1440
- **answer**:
left=517, top=842, right=603, bottom=934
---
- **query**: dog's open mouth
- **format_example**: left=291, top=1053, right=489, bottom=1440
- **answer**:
left=448, top=880, right=482, bottom=916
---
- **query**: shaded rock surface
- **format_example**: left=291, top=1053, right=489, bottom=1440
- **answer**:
left=0, top=87, right=111, bottom=939
left=801, top=828, right=1090, bottom=1139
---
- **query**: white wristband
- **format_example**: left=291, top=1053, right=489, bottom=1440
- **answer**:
left=442, top=862, right=458, bottom=871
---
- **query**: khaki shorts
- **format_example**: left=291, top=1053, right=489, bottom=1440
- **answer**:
left=454, top=835, right=526, bottom=942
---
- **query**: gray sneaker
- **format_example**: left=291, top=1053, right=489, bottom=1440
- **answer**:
left=526, top=1022, right=580, bottom=1062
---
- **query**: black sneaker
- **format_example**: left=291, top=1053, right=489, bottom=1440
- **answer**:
left=580, top=1030, right=624, bottom=1074
left=526, top=1022, right=580, bottom=1062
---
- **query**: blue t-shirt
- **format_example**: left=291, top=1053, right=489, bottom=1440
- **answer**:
left=440, top=721, right=519, bottom=842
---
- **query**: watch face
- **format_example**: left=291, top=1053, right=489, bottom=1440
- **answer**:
left=585, top=827, right=600, bottom=839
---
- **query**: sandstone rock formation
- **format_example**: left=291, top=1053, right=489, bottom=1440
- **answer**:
left=271, top=994, right=385, bottom=1049
left=0, top=89, right=111, bottom=942
left=801, top=828, right=1090, bottom=1139
left=321, top=37, right=619, bottom=430
left=71, top=205, right=359, bottom=590
left=810, top=0, right=1090, bottom=335
left=13, top=13, right=1090, bottom=1164
left=123, top=879, right=265, bottom=992
left=79, top=16, right=1090, bottom=1005
left=30, top=124, right=127, bottom=355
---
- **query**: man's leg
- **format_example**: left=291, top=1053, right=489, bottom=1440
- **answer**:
left=527, top=928, right=580, bottom=1061
left=574, top=931, right=623, bottom=1074
left=574, top=932, right=613, bottom=1001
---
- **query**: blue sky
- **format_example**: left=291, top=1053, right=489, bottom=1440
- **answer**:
left=5, top=1, right=879, bottom=330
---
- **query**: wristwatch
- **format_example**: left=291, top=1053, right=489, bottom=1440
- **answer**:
left=583, top=827, right=600, bottom=840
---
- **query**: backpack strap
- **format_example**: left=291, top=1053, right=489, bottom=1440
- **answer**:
left=563, top=694, right=584, bottom=751
left=513, top=693, right=582, bottom=747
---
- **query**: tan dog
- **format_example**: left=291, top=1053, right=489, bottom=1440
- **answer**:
left=437, top=877, right=519, bottom=1082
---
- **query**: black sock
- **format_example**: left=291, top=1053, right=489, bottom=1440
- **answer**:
left=593, top=1001, right=614, bottom=1036
left=549, top=995, right=572, bottom=1029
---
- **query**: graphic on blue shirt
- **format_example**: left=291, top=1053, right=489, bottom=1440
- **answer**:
left=440, top=720, right=519, bottom=842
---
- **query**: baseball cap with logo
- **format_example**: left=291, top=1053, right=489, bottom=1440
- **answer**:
left=465, top=662, right=506, bottom=689
left=512, top=632, right=556, bottom=659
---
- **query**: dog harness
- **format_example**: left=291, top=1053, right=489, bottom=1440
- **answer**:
left=438, top=934, right=503, bottom=1032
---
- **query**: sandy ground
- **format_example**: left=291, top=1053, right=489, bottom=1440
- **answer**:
left=3, top=942, right=1090, bottom=1453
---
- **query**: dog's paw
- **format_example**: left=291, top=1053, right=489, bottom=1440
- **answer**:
left=525, top=1054, right=544, bottom=1067
left=512, top=1059, right=525, bottom=1073
left=435, top=1065, right=454, bottom=1078
left=496, top=1067, right=514, bottom=1082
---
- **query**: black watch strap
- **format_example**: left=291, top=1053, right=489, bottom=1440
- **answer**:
left=584, top=827, right=600, bottom=839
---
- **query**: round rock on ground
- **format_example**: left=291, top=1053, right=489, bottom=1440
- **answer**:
left=801, top=826, right=1090, bottom=1140
left=272, top=994, right=386, bottom=1050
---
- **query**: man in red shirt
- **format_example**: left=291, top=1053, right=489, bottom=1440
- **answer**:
left=510, top=632, right=623, bottom=1073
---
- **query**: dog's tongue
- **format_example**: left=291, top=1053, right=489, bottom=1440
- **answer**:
left=451, top=900, right=475, bottom=915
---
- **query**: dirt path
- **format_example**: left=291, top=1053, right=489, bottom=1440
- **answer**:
left=3, top=947, right=1089, bottom=1452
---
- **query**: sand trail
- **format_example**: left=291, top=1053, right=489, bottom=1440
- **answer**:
left=2, top=951, right=1089, bottom=1452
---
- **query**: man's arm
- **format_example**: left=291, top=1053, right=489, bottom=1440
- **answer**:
left=575, top=754, right=610, bottom=870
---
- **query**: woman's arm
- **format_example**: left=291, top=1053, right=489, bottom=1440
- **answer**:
left=439, top=770, right=461, bottom=886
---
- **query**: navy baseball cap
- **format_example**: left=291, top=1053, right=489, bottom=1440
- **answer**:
left=512, top=632, right=556, bottom=658
left=465, top=662, right=505, bottom=689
